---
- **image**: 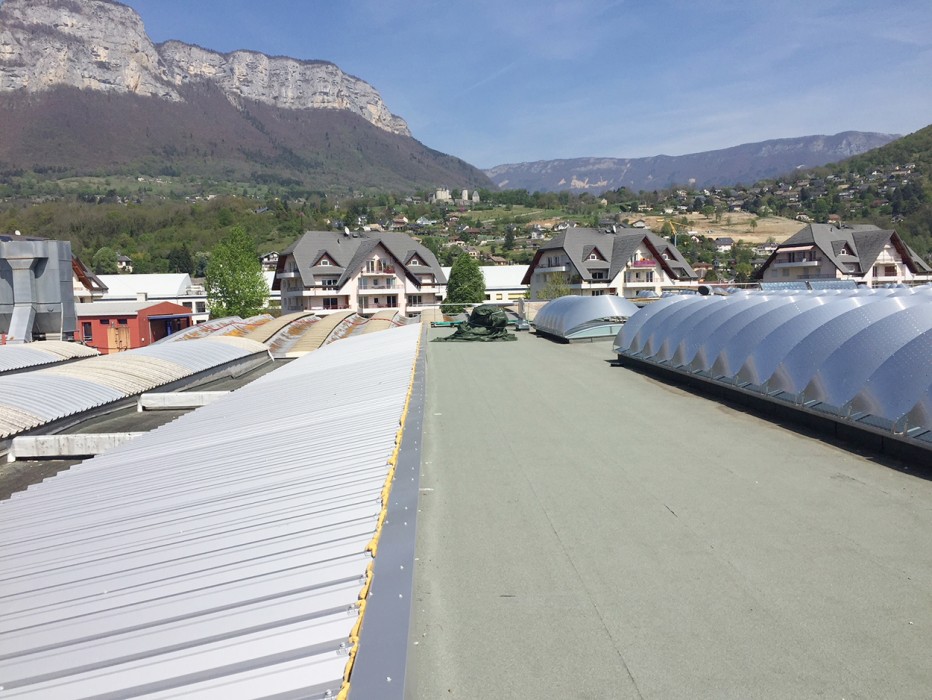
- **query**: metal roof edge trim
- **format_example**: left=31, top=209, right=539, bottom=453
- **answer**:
left=347, top=330, right=426, bottom=699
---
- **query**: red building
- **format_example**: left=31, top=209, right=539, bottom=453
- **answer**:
left=75, top=301, right=193, bottom=354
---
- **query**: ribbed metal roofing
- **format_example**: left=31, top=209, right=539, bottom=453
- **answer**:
left=614, top=286, right=932, bottom=445
left=0, top=341, right=98, bottom=374
left=0, top=337, right=269, bottom=439
left=534, top=294, right=639, bottom=340
left=153, top=317, right=244, bottom=344
left=287, top=310, right=359, bottom=356
left=361, top=310, right=404, bottom=335
left=239, top=311, right=315, bottom=343
left=0, top=324, right=422, bottom=698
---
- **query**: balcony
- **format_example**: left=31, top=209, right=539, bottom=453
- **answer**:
left=358, top=283, right=398, bottom=293
left=361, top=266, right=396, bottom=276
left=359, top=303, right=400, bottom=312
left=537, top=264, right=568, bottom=273
left=629, top=259, right=656, bottom=268
left=277, top=270, right=301, bottom=279
left=300, top=288, right=343, bottom=297
left=772, top=259, right=820, bottom=269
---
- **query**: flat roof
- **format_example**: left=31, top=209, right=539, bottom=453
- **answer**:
left=412, top=329, right=932, bottom=698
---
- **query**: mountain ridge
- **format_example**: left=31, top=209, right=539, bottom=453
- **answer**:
left=485, top=131, right=900, bottom=193
left=0, top=0, right=491, bottom=192
left=0, top=0, right=410, bottom=135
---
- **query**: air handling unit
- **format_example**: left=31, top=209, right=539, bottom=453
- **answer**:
left=0, top=234, right=77, bottom=343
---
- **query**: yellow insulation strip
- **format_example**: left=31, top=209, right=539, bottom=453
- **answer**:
left=338, top=333, right=422, bottom=698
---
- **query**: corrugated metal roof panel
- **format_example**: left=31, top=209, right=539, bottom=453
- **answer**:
left=0, top=338, right=269, bottom=439
left=0, top=374, right=123, bottom=424
left=43, top=356, right=189, bottom=394
left=0, top=341, right=98, bottom=374
left=130, top=336, right=267, bottom=373
left=288, top=310, right=358, bottom=355
left=0, top=324, right=422, bottom=698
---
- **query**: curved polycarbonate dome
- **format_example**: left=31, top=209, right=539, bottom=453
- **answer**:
left=613, top=296, right=693, bottom=354
left=767, top=294, right=926, bottom=396
left=534, top=295, right=639, bottom=340
left=614, top=286, right=932, bottom=447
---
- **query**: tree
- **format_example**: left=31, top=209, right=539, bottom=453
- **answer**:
left=167, top=244, right=194, bottom=274
left=504, top=229, right=516, bottom=250
left=205, top=227, right=268, bottom=318
left=443, top=253, right=485, bottom=314
left=92, top=246, right=118, bottom=274
left=539, top=272, right=570, bottom=300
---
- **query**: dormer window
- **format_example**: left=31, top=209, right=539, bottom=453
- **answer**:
left=588, top=253, right=599, bottom=260
left=319, top=259, right=330, bottom=266
left=410, top=258, right=420, bottom=266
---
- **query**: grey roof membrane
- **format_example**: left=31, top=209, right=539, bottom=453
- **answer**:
left=0, top=323, right=422, bottom=698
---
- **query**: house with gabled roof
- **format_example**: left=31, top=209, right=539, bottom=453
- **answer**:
left=755, top=223, right=932, bottom=287
left=521, top=227, right=698, bottom=300
left=273, top=231, right=447, bottom=316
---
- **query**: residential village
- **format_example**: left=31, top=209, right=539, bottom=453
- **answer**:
left=3, top=157, right=930, bottom=353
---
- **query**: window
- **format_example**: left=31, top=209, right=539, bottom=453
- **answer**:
left=588, top=253, right=599, bottom=260
left=409, top=295, right=423, bottom=306
left=196, top=302, right=207, bottom=313
left=321, top=278, right=338, bottom=288
left=323, top=297, right=340, bottom=310
left=118, top=319, right=128, bottom=325
left=82, top=321, right=92, bottom=339
left=99, top=318, right=109, bottom=325
left=593, top=271, right=606, bottom=280
left=319, top=259, right=330, bottom=266
left=410, top=258, right=420, bottom=266
left=646, top=271, right=654, bottom=283
left=182, top=301, right=193, bottom=309
left=386, top=295, right=398, bottom=306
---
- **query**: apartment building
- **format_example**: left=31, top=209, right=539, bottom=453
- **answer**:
left=522, top=227, right=698, bottom=300
left=756, top=223, right=932, bottom=286
left=274, top=231, right=446, bottom=316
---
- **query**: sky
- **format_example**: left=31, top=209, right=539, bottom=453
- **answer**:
left=118, top=0, right=932, bottom=169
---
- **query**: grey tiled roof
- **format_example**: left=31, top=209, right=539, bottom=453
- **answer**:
left=275, top=231, right=447, bottom=291
left=525, top=227, right=697, bottom=283
left=761, top=223, right=931, bottom=277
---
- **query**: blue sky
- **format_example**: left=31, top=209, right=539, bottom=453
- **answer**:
left=120, top=0, right=932, bottom=169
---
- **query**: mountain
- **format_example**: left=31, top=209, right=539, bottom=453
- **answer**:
left=485, top=132, right=900, bottom=194
left=0, top=0, right=491, bottom=192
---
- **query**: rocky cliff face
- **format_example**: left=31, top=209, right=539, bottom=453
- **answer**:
left=158, top=41, right=409, bottom=135
left=0, top=0, right=410, bottom=136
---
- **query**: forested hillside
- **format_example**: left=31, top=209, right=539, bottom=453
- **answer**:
left=830, top=124, right=932, bottom=255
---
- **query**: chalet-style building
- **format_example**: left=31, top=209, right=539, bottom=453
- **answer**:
left=755, top=223, right=932, bottom=287
left=274, top=231, right=447, bottom=316
left=521, top=227, right=698, bottom=300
